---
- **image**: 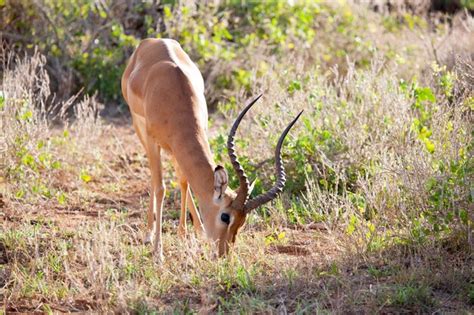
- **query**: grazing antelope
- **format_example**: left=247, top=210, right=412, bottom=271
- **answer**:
left=121, top=38, right=301, bottom=258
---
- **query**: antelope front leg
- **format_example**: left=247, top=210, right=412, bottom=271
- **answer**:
left=177, top=183, right=204, bottom=237
left=186, top=187, right=204, bottom=236
left=172, top=157, right=204, bottom=237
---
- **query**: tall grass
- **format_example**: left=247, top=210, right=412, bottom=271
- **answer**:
left=1, top=48, right=103, bottom=205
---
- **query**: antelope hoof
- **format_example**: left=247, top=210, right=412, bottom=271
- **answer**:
left=177, top=226, right=187, bottom=238
left=153, top=245, right=164, bottom=263
left=194, top=225, right=205, bottom=238
left=153, top=255, right=164, bottom=264
left=144, top=231, right=155, bottom=245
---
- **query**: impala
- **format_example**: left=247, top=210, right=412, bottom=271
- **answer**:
left=121, top=38, right=301, bottom=259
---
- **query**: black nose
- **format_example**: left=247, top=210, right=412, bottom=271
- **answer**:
left=221, top=213, right=230, bottom=224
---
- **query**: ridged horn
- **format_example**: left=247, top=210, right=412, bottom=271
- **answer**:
left=227, top=94, right=263, bottom=209
left=244, top=110, right=303, bottom=212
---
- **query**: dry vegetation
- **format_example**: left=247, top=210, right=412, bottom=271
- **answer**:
left=1, top=1, right=473, bottom=313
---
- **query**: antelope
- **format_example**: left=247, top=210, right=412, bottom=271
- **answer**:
left=121, top=38, right=301, bottom=259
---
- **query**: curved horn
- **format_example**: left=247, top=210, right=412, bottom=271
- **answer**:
left=227, top=94, right=263, bottom=209
left=244, top=110, right=303, bottom=212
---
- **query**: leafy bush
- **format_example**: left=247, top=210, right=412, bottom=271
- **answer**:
left=2, top=0, right=154, bottom=102
left=2, top=0, right=440, bottom=105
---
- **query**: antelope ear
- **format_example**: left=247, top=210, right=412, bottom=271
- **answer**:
left=213, top=165, right=228, bottom=202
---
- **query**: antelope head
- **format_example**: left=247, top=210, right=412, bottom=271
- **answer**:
left=201, top=94, right=303, bottom=256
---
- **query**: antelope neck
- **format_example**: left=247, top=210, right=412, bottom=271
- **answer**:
left=172, top=131, right=216, bottom=209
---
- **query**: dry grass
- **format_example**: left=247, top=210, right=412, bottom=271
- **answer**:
left=1, top=2, right=473, bottom=314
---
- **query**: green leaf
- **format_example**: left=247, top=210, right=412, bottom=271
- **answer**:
left=459, top=209, right=468, bottom=225
left=80, top=170, right=92, bottom=183
left=414, top=87, right=435, bottom=103
left=57, top=192, right=67, bottom=205
left=277, top=231, right=286, bottom=240
left=37, top=140, right=45, bottom=149
left=164, top=6, right=172, bottom=19
left=21, top=110, right=33, bottom=121
left=423, top=138, right=435, bottom=154
left=287, top=80, right=302, bottom=94
left=15, top=189, right=25, bottom=199
left=346, top=215, right=358, bottom=235
left=21, top=154, right=36, bottom=168
left=367, top=222, right=376, bottom=233
left=99, top=10, right=107, bottom=19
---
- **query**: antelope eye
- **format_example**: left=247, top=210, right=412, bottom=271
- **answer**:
left=221, top=213, right=230, bottom=224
